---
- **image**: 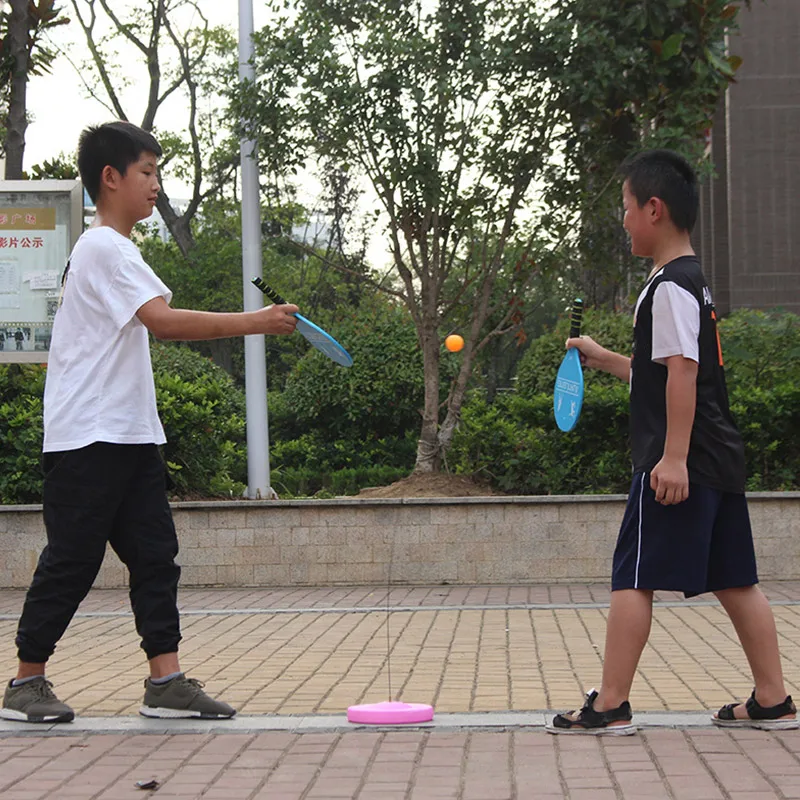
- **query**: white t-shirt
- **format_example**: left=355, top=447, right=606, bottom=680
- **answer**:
left=634, top=268, right=700, bottom=365
left=43, top=225, right=172, bottom=452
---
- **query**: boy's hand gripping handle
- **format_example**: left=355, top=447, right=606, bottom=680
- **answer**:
left=569, top=298, right=583, bottom=340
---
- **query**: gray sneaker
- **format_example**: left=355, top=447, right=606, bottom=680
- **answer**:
left=1, top=677, right=74, bottom=723
left=139, top=674, right=236, bottom=719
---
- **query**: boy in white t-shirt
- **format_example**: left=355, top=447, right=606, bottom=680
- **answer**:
left=1, top=121, right=298, bottom=723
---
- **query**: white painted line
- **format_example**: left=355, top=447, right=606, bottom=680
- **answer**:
left=2, top=598, right=799, bottom=622
left=0, top=710, right=718, bottom=736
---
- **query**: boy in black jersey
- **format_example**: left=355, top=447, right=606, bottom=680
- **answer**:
left=547, top=149, right=796, bottom=735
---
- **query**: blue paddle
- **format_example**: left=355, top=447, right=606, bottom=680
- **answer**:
left=554, top=298, right=584, bottom=432
left=251, top=277, right=353, bottom=368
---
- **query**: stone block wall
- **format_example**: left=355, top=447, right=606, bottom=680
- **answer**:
left=1, top=494, right=798, bottom=588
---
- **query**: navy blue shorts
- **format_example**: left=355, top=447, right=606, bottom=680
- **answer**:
left=612, top=472, right=758, bottom=597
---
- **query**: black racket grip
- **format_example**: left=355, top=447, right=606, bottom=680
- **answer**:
left=252, top=277, right=287, bottom=305
left=569, top=298, right=583, bottom=339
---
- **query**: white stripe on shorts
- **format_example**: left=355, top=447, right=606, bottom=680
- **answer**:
left=634, top=472, right=646, bottom=588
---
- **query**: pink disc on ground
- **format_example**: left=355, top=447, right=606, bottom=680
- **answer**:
left=347, top=701, right=434, bottom=725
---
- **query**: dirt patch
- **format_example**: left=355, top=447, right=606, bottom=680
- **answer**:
left=355, top=472, right=503, bottom=498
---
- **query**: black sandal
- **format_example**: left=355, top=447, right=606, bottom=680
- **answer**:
left=713, top=689, right=798, bottom=730
left=546, top=689, right=636, bottom=736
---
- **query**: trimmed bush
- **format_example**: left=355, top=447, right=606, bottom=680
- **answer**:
left=0, top=344, right=248, bottom=504
left=452, top=308, right=800, bottom=494
left=0, top=365, right=46, bottom=504
left=151, top=342, right=247, bottom=497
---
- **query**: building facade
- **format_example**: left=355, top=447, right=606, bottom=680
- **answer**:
left=696, top=0, right=800, bottom=315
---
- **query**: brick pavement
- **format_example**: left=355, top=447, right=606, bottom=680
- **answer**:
left=2, top=583, right=800, bottom=716
left=1, top=729, right=799, bottom=799
left=1, top=583, right=799, bottom=798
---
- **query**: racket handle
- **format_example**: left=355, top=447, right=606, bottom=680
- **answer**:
left=569, top=298, right=583, bottom=339
left=252, top=277, right=287, bottom=305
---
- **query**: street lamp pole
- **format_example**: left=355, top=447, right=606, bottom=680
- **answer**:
left=238, top=0, right=274, bottom=499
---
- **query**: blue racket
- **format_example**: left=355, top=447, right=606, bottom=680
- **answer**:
left=554, top=298, right=584, bottom=432
left=252, top=277, right=353, bottom=368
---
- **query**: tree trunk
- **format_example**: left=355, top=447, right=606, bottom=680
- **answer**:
left=4, top=0, right=31, bottom=179
left=204, top=338, right=236, bottom=377
left=155, top=191, right=195, bottom=257
left=413, top=325, right=442, bottom=473
left=437, top=344, right=476, bottom=464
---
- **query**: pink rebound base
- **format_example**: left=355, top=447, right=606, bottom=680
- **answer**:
left=347, top=701, right=434, bottom=725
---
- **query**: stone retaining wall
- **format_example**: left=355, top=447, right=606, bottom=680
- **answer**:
left=1, top=494, right=798, bottom=588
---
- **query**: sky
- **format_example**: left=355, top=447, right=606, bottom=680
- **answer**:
left=24, top=2, right=269, bottom=199
left=23, top=1, right=391, bottom=267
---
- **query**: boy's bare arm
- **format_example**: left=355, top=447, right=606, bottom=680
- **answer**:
left=136, top=296, right=299, bottom=341
left=565, top=336, right=631, bottom=383
left=650, top=355, right=697, bottom=505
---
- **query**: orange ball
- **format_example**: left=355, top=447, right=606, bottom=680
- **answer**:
left=445, top=334, right=464, bottom=352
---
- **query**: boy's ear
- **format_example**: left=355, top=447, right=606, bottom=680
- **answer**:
left=100, top=164, right=120, bottom=193
left=647, top=196, right=666, bottom=223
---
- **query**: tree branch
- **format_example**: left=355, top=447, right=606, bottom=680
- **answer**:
left=69, top=0, right=127, bottom=120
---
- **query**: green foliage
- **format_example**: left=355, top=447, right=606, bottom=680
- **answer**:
left=718, top=309, right=800, bottom=491
left=272, top=464, right=410, bottom=499
left=25, top=152, right=78, bottom=180
left=516, top=307, right=633, bottom=395
left=278, top=298, right=434, bottom=441
left=0, top=365, right=46, bottom=504
left=451, top=386, right=632, bottom=495
left=150, top=342, right=247, bottom=498
left=266, top=297, right=428, bottom=494
left=717, top=308, right=800, bottom=392
left=0, top=346, right=249, bottom=504
left=270, top=428, right=417, bottom=473
left=453, top=308, right=800, bottom=494
left=544, top=0, right=752, bottom=307
left=732, top=383, right=800, bottom=492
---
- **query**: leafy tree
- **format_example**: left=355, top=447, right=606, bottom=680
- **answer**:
left=247, top=0, right=572, bottom=473
left=547, top=0, right=753, bottom=308
left=244, top=0, right=752, bottom=474
left=138, top=197, right=376, bottom=383
left=66, top=0, right=239, bottom=254
left=1, top=0, right=69, bottom=177
left=26, top=151, right=78, bottom=179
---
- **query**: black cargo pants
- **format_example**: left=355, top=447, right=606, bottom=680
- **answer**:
left=15, top=442, right=182, bottom=663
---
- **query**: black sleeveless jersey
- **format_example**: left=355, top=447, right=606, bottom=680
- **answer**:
left=630, top=256, right=746, bottom=493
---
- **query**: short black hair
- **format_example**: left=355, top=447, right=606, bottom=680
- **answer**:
left=77, top=121, right=162, bottom=204
left=619, top=149, right=699, bottom=233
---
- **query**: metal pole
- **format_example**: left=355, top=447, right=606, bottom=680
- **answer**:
left=238, top=0, right=274, bottom=500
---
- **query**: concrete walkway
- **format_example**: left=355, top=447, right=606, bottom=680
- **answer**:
left=1, top=582, right=799, bottom=798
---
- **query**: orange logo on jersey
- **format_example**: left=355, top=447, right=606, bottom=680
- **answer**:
left=711, top=309, right=724, bottom=366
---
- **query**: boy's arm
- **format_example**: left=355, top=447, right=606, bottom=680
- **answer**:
left=650, top=355, right=697, bottom=505
left=566, top=336, right=631, bottom=383
left=136, top=296, right=299, bottom=341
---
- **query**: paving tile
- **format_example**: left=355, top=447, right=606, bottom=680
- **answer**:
left=0, top=583, right=799, bottom=797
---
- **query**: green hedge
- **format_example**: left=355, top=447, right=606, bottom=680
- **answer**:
left=271, top=464, right=411, bottom=499
left=151, top=342, right=248, bottom=497
left=451, top=308, right=800, bottom=493
left=0, top=344, right=249, bottom=504
left=0, top=365, right=46, bottom=504
left=3, top=308, right=797, bottom=503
